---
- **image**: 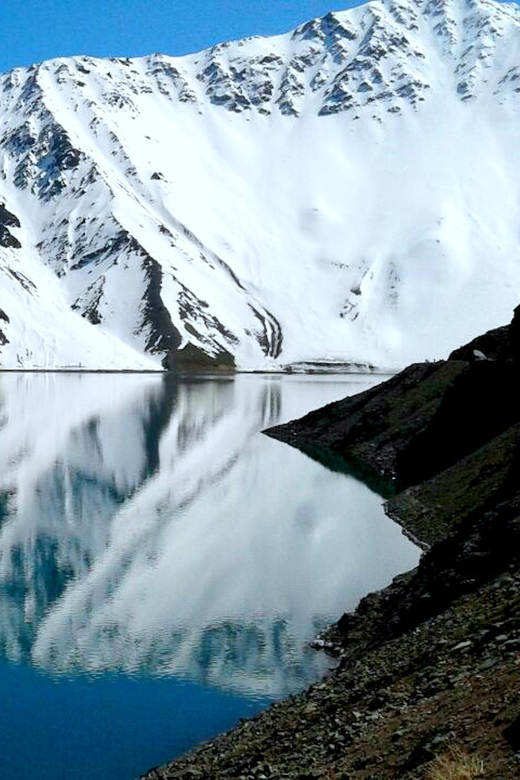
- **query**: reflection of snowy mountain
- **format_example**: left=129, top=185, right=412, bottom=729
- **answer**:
left=2, top=0, right=520, bottom=369
left=0, top=373, right=166, bottom=660
left=0, top=374, right=419, bottom=696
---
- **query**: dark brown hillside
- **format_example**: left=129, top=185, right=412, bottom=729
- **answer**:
left=142, top=309, right=520, bottom=780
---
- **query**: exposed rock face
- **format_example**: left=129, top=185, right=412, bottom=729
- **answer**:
left=448, top=303, right=520, bottom=364
left=0, top=307, right=9, bottom=347
left=0, top=203, right=21, bottom=249
left=448, top=324, right=511, bottom=362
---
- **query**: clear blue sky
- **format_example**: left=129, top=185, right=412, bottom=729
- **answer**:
left=0, top=0, right=368, bottom=74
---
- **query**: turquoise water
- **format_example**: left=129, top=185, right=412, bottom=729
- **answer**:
left=0, top=372, right=420, bottom=779
left=0, top=661, right=267, bottom=779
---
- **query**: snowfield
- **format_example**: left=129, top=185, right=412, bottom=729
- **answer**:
left=1, top=0, right=520, bottom=370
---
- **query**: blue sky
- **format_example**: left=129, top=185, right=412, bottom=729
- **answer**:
left=0, top=0, right=367, bottom=74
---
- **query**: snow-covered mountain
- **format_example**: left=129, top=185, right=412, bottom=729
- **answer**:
left=1, top=0, right=520, bottom=370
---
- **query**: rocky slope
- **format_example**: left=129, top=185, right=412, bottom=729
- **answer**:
left=3, top=0, right=520, bottom=368
left=266, top=304, right=520, bottom=492
left=141, top=306, right=520, bottom=778
left=143, top=571, right=520, bottom=779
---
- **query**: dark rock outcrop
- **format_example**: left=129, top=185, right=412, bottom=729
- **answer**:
left=0, top=307, right=9, bottom=346
left=449, top=304, right=520, bottom=364
left=0, top=202, right=21, bottom=249
left=266, top=308, right=520, bottom=492
left=266, top=361, right=468, bottom=491
left=174, top=341, right=235, bottom=371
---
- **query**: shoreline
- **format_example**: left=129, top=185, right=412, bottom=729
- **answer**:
left=141, top=313, right=520, bottom=778
left=142, top=567, right=519, bottom=780
left=0, top=365, right=395, bottom=377
left=140, top=489, right=519, bottom=780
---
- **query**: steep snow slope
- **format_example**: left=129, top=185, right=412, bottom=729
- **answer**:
left=1, top=0, right=520, bottom=369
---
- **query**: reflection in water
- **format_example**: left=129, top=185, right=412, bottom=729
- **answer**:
left=0, top=372, right=419, bottom=703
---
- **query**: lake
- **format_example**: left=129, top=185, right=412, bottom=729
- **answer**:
left=0, top=372, right=420, bottom=779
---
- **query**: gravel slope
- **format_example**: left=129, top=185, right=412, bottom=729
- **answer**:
left=141, top=311, right=520, bottom=779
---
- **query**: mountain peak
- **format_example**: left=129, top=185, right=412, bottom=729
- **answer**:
left=0, top=0, right=520, bottom=370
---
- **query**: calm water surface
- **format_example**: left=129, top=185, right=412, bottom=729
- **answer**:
left=0, top=373, right=420, bottom=779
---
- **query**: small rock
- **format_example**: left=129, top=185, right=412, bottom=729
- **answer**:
left=452, top=640, right=472, bottom=652
left=479, top=657, right=498, bottom=670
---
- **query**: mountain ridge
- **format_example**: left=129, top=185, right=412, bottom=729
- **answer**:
left=1, top=0, right=520, bottom=369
